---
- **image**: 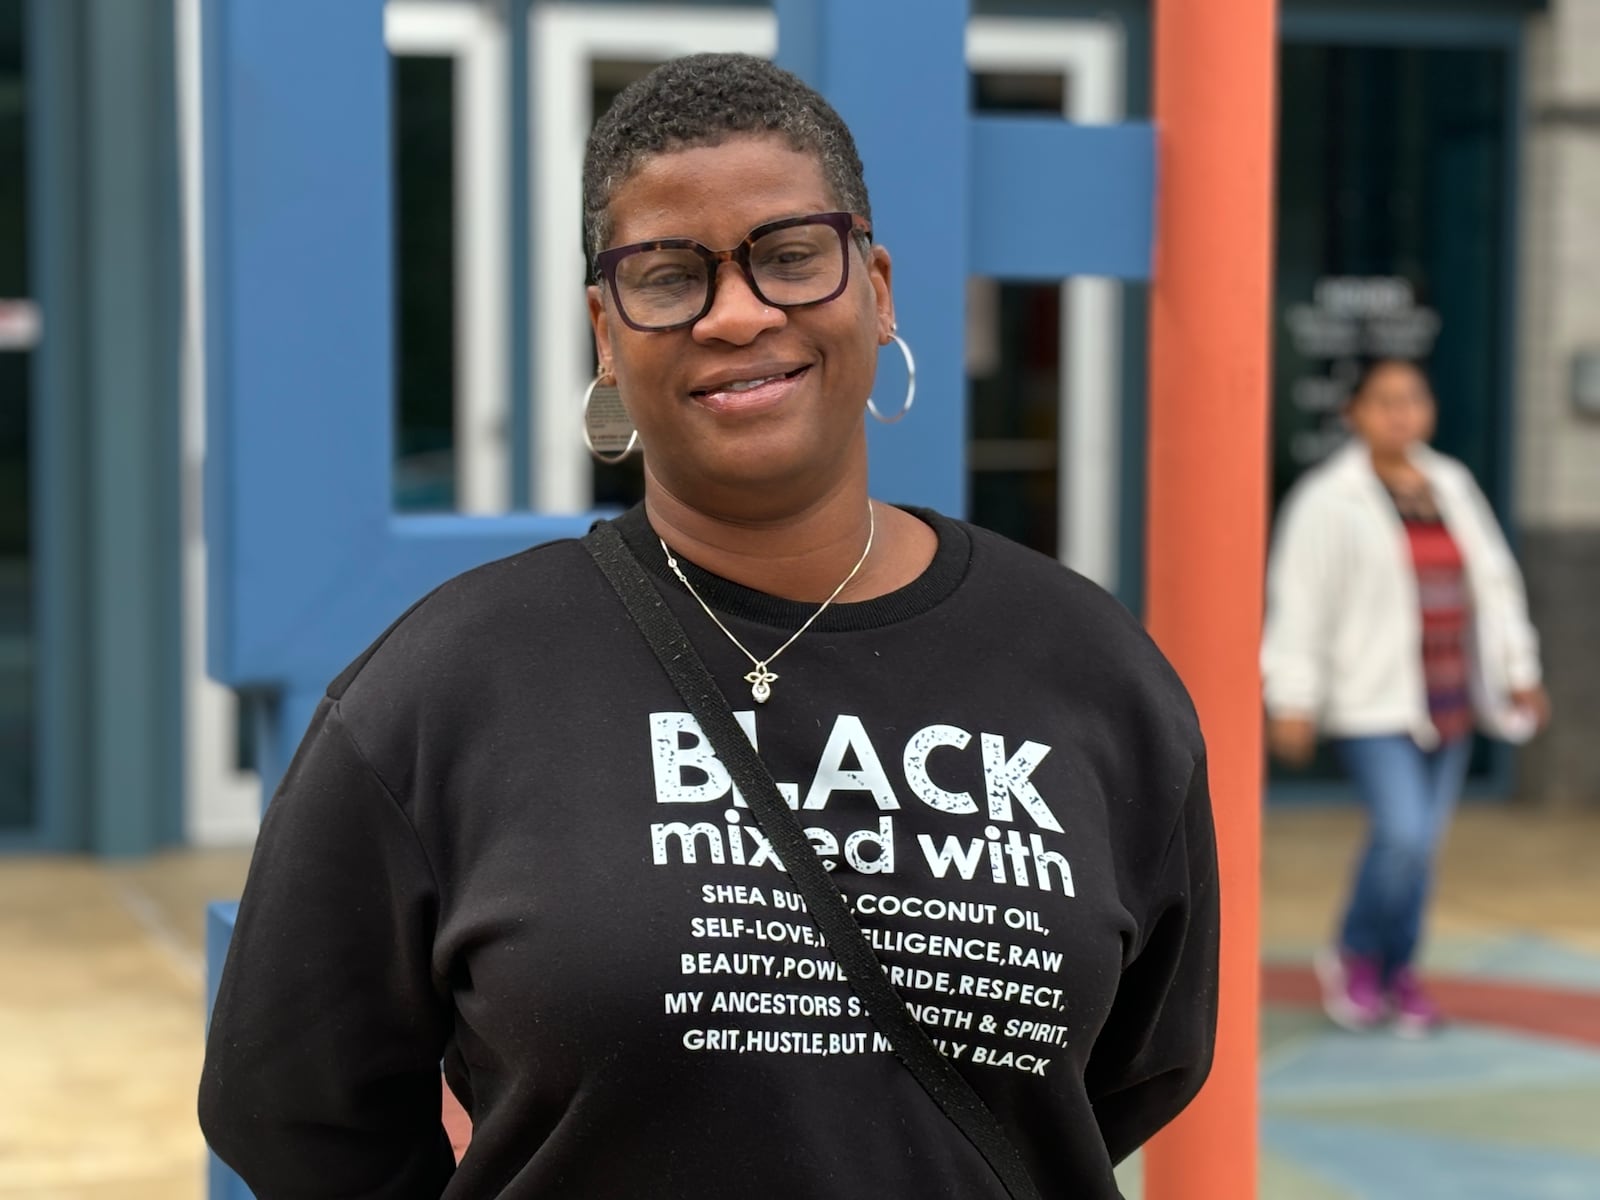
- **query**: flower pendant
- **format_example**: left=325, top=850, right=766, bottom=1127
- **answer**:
left=745, top=665, right=778, bottom=704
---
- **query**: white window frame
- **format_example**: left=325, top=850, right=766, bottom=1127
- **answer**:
left=387, top=0, right=512, bottom=515
left=177, top=0, right=262, bottom=842
left=968, top=17, right=1127, bottom=589
left=529, top=3, right=777, bottom=514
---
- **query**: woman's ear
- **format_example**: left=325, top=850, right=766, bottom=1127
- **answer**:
left=868, top=244, right=895, bottom=344
left=587, top=285, right=613, bottom=375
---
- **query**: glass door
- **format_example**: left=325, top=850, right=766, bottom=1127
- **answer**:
left=0, top=0, right=34, bottom=833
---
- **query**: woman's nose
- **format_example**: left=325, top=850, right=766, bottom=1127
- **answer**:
left=692, top=261, right=785, bottom=344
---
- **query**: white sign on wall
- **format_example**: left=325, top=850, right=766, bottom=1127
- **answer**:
left=1283, top=276, right=1441, bottom=466
left=0, top=299, right=41, bottom=351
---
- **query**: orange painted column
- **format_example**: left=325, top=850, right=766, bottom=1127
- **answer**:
left=1142, top=2, right=1277, bottom=1198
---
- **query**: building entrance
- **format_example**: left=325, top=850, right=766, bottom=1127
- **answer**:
left=1272, top=32, right=1518, bottom=796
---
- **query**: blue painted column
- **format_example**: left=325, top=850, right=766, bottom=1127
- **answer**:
left=20, top=0, right=185, bottom=855
left=776, top=0, right=970, bottom=513
left=83, top=0, right=185, bottom=855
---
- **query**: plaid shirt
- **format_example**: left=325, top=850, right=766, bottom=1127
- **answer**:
left=1399, top=510, right=1474, bottom=743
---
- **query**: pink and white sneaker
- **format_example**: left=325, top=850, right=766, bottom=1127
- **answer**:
left=1389, top=967, right=1445, bottom=1038
left=1314, top=947, right=1386, bottom=1031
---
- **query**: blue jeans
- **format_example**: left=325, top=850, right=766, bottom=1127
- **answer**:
left=1332, top=734, right=1474, bottom=979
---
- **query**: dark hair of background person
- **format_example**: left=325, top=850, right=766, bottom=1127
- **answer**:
left=581, top=52, right=873, bottom=274
left=1347, top=356, right=1432, bottom=404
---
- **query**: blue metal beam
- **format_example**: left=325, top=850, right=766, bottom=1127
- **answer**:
left=970, top=118, right=1154, bottom=280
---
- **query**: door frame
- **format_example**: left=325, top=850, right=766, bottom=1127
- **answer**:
left=176, top=0, right=261, bottom=843
left=528, top=3, right=777, bottom=514
left=387, top=0, right=512, bottom=516
left=967, top=17, right=1125, bottom=587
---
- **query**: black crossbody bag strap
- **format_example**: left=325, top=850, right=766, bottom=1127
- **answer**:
left=583, top=521, right=1043, bottom=1200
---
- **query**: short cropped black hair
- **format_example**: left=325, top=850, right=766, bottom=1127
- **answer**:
left=582, top=53, right=871, bottom=273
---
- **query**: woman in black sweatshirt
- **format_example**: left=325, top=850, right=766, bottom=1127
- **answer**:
left=200, top=52, right=1218, bottom=1199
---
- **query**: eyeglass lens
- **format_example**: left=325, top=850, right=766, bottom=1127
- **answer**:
left=612, top=221, right=846, bottom=329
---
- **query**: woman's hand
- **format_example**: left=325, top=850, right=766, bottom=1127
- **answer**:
left=1267, top=716, right=1318, bottom=767
left=1510, top=685, right=1552, bottom=733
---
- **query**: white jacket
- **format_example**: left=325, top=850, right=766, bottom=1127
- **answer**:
left=1261, top=439, right=1542, bottom=746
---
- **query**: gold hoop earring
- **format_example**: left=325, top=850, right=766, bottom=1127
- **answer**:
left=583, top=371, right=640, bottom=464
left=866, top=331, right=916, bottom=425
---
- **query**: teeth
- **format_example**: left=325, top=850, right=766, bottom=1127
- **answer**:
left=722, top=374, right=784, bottom=393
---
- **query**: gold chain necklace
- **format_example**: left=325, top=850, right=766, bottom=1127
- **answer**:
left=658, top=505, right=876, bottom=704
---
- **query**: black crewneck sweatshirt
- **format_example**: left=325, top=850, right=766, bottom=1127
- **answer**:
left=200, top=506, right=1218, bottom=1199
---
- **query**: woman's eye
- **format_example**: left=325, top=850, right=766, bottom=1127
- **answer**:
left=636, top=266, right=699, bottom=291
left=757, top=244, right=824, bottom=274
left=765, top=244, right=816, bottom=263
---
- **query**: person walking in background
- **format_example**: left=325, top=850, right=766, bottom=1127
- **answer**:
left=1262, top=358, right=1549, bottom=1036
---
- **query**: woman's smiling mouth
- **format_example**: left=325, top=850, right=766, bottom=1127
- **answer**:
left=689, top=364, right=811, bottom=413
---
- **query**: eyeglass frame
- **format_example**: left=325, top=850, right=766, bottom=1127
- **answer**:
left=593, top=211, right=874, bottom=333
